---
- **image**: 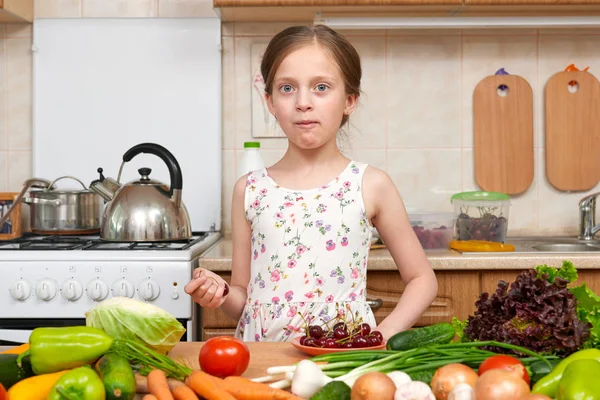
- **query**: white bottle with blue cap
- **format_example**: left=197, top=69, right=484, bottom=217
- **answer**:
left=238, top=141, right=265, bottom=179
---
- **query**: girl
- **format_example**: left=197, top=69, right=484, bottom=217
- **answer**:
left=185, top=25, right=438, bottom=342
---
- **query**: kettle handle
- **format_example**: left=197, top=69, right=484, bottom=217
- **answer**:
left=122, top=143, right=183, bottom=196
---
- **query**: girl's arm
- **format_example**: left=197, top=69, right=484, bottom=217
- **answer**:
left=363, top=167, right=438, bottom=340
left=220, top=176, right=252, bottom=321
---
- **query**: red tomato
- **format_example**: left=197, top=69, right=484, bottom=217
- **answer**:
left=478, top=355, right=530, bottom=384
left=0, top=382, right=6, bottom=400
left=199, top=336, right=250, bottom=378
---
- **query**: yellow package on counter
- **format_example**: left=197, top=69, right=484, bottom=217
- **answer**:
left=449, top=240, right=515, bottom=252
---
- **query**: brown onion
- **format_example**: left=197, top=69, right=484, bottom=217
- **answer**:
left=520, top=395, right=552, bottom=400
left=431, top=363, right=478, bottom=400
left=474, top=369, right=530, bottom=400
left=351, top=371, right=396, bottom=400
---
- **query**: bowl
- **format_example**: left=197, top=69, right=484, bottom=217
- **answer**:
left=290, top=337, right=387, bottom=356
left=451, top=191, right=511, bottom=243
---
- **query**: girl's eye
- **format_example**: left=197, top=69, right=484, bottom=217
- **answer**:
left=316, top=84, right=328, bottom=92
left=280, top=84, right=293, bottom=93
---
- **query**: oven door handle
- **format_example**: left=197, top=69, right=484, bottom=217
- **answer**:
left=0, top=329, right=31, bottom=344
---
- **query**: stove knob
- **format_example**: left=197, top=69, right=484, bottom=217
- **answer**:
left=112, top=280, right=135, bottom=298
left=36, top=279, right=57, bottom=301
left=138, top=279, right=160, bottom=301
left=86, top=280, right=109, bottom=302
left=10, top=280, right=31, bottom=301
left=61, top=280, right=83, bottom=301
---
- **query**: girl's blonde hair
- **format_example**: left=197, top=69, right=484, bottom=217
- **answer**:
left=260, top=25, right=362, bottom=127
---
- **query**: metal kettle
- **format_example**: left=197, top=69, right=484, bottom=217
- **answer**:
left=90, top=143, right=192, bottom=242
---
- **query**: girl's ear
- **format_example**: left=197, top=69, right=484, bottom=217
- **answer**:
left=265, top=92, right=277, bottom=118
left=344, top=94, right=358, bottom=116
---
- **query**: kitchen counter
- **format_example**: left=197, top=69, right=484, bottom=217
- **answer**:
left=200, top=238, right=600, bottom=271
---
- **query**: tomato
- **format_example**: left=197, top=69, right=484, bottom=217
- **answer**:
left=478, top=355, right=530, bottom=384
left=199, top=336, right=250, bottom=378
left=0, top=382, right=6, bottom=400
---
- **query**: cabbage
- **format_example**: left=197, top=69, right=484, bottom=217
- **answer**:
left=85, top=297, right=186, bottom=354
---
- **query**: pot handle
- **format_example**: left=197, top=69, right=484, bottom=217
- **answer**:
left=44, top=176, right=88, bottom=192
left=23, top=197, right=62, bottom=206
left=122, top=143, right=183, bottom=197
left=0, top=178, right=53, bottom=228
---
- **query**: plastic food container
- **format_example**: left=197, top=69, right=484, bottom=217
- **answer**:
left=450, top=191, right=511, bottom=243
left=409, top=211, right=455, bottom=250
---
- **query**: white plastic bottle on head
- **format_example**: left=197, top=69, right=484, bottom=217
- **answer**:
left=237, top=141, right=265, bottom=179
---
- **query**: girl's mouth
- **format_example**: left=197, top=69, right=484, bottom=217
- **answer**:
left=296, top=121, right=318, bottom=128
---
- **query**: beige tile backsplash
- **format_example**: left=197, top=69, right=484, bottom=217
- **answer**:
left=1, top=2, right=598, bottom=237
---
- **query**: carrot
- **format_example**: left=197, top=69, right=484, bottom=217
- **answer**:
left=147, top=369, right=175, bottom=400
left=184, top=370, right=237, bottom=400
left=221, top=376, right=303, bottom=400
left=143, top=396, right=159, bottom=400
left=172, top=385, right=199, bottom=400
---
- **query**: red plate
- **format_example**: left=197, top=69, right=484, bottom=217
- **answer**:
left=290, top=337, right=387, bottom=356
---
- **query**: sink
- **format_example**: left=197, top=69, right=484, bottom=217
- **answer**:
left=532, top=243, right=600, bottom=252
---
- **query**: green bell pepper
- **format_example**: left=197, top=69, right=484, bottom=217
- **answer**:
left=16, top=326, right=113, bottom=375
left=532, top=348, right=600, bottom=397
left=48, top=365, right=106, bottom=400
left=557, top=359, right=600, bottom=400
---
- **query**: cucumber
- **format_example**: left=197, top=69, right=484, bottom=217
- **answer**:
left=95, top=353, right=136, bottom=400
left=0, top=353, right=34, bottom=389
left=310, top=381, right=351, bottom=400
left=386, top=322, right=456, bottom=351
left=529, top=358, right=561, bottom=385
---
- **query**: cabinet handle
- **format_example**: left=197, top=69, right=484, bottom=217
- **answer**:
left=367, top=298, right=383, bottom=311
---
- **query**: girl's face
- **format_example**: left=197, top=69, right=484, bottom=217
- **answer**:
left=265, top=43, right=357, bottom=150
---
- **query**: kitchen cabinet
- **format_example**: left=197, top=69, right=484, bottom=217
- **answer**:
left=200, top=271, right=479, bottom=340
left=0, top=0, right=33, bottom=23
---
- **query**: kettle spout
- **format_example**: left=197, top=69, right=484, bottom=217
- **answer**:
left=89, top=168, right=120, bottom=201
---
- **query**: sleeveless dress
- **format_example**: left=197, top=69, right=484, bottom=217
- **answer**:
left=234, top=161, right=377, bottom=342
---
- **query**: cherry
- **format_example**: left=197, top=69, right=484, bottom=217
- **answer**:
left=304, top=337, right=316, bottom=347
left=309, top=325, right=324, bottom=339
left=333, top=322, right=347, bottom=331
left=333, top=328, right=349, bottom=340
left=366, top=335, right=379, bottom=347
left=299, top=335, right=307, bottom=345
left=371, top=331, right=384, bottom=342
left=315, top=337, right=326, bottom=347
left=342, top=342, right=354, bottom=348
left=353, top=336, right=369, bottom=348
left=359, top=323, right=371, bottom=336
left=324, top=338, right=339, bottom=348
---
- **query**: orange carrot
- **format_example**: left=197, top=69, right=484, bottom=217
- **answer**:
left=172, top=385, right=199, bottom=400
left=143, top=395, right=159, bottom=400
left=221, top=376, right=303, bottom=400
left=147, top=369, right=175, bottom=400
left=184, top=370, right=237, bottom=400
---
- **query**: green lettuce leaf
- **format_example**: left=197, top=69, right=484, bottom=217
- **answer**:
left=570, top=283, right=600, bottom=349
left=535, top=260, right=578, bottom=283
left=451, top=317, right=469, bottom=343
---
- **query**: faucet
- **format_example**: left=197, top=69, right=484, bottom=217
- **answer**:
left=579, top=192, right=600, bottom=240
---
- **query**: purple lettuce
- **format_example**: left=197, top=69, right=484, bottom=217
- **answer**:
left=464, top=269, right=589, bottom=355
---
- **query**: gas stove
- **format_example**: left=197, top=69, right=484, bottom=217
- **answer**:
left=0, top=231, right=221, bottom=344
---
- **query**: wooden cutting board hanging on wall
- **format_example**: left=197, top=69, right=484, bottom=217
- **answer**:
left=545, top=71, right=600, bottom=191
left=473, top=75, right=534, bottom=195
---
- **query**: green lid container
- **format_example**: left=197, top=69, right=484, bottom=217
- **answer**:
left=244, top=142, right=261, bottom=148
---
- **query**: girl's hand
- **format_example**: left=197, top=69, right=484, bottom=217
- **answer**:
left=184, top=268, right=230, bottom=308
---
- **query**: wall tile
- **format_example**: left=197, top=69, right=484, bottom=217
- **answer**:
left=387, top=35, right=462, bottom=148
left=0, top=151, right=7, bottom=191
left=222, top=37, right=235, bottom=150
left=387, top=149, right=461, bottom=212
left=538, top=35, right=600, bottom=149
left=158, top=0, right=215, bottom=17
left=462, top=148, right=539, bottom=235
left=346, top=37, right=387, bottom=149
left=83, top=0, right=157, bottom=17
left=35, top=0, right=82, bottom=18
left=8, top=151, right=32, bottom=191
left=462, top=34, right=538, bottom=147
left=6, top=25, right=32, bottom=38
left=6, top=38, right=32, bottom=151
left=221, top=150, right=235, bottom=234
left=234, top=37, right=288, bottom=149
left=0, top=29, right=6, bottom=152
left=537, top=148, right=591, bottom=235
left=233, top=22, right=310, bottom=36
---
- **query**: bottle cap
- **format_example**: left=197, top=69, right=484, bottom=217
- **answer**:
left=244, top=142, right=260, bottom=149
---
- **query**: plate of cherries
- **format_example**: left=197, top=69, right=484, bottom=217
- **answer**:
left=291, top=321, right=386, bottom=356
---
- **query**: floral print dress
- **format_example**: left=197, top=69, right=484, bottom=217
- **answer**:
left=235, top=161, right=377, bottom=342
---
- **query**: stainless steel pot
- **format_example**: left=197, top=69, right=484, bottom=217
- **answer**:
left=0, top=176, right=103, bottom=235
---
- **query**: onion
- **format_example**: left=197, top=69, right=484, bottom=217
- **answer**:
left=474, top=369, right=530, bottom=400
left=520, top=395, right=552, bottom=400
left=430, top=363, right=478, bottom=400
left=351, top=371, right=396, bottom=400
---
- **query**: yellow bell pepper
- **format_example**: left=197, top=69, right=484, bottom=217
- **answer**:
left=449, top=240, right=515, bottom=252
left=0, top=343, right=29, bottom=355
left=7, top=370, right=68, bottom=400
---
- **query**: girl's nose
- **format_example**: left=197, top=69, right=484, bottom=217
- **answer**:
left=296, top=89, right=313, bottom=112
